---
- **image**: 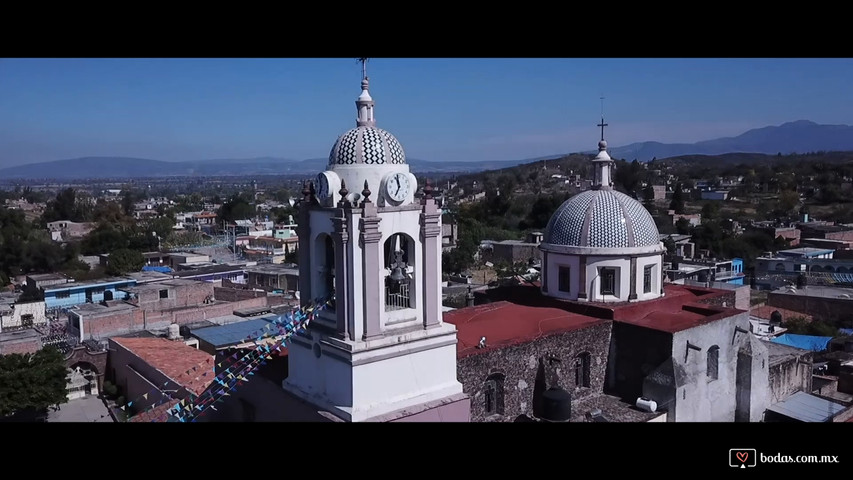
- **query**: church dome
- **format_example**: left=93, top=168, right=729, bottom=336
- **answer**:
left=327, top=74, right=406, bottom=168
left=543, top=188, right=661, bottom=249
left=328, top=126, right=406, bottom=166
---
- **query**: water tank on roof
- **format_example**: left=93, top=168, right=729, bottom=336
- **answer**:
left=539, top=387, right=571, bottom=422
left=636, top=397, right=658, bottom=413
left=770, top=310, right=783, bottom=325
left=168, top=323, right=181, bottom=340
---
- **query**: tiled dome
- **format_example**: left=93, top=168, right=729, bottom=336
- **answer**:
left=543, top=189, right=661, bottom=249
left=328, top=126, right=406, bottom=166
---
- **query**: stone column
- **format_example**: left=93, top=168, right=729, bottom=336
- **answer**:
left=420, top=197, right=442, bottom=329
left=541, top=251, right=548, bottom=293
left=331, top=209, right=350, bottom=340
left=578, top=255, right=587, bottom=299
left=629, top=257, right=638, bottom=300
left=360, top=202, right=383, bottom=340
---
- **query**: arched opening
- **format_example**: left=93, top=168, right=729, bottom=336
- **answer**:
left=68, top=361, right=100, bottom=398
left=484, top=373, right=505, bottom=416
left=313, top=234, right=336, bottom=306
left=707, top=345, right=719, bottom=381
left=775, top=263, right=786, bottom=272
left=384, top=233, right=415, bottom=311
left=103, top=290, right=114, bottom=301
left=574, top=352, right=591, bottom=388
left=837, top=266, right=849, bottom=274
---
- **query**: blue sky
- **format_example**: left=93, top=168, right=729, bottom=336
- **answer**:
left=1, top=58, right=851, bottom=168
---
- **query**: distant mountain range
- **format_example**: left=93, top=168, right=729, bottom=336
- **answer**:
left=1, top=120, right=851, bottom=180
left=600, top=120, right=853, bottom=162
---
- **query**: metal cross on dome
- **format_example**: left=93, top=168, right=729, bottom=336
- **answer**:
left=357, top=58, right=369, bottom=80
left=598, top=96, right=608, bottom=141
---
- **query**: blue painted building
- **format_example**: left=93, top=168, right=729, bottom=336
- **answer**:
left=44, top=277, right=138, bottom=309
left=728, top=258, right=745, bottom=285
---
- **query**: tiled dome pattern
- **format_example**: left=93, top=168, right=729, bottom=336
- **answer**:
left=544, top=190, right=597, bottom=246
left=329, top=127, right=406, bottom=166
left=544, top=190, right=660, bottom=249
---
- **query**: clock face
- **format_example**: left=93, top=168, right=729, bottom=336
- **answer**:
left=316, top=173, right=329, bottom=200
left=386, top=173, right=410, bottom=203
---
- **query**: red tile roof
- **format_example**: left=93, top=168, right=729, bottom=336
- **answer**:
left=127, top=401, right=173, bottom=423
left=750, top=305, right=813, bottom=323
left=112, top=337, right=215, bottom=396
left=444, top=301, right=606, bottom=358
left=444, top=284, right=743, bottom=355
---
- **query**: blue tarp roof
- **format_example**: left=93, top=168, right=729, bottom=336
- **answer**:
left=840, top=328, right=853, bottom=336
left=191, top=317, right=278, bottom=348
left=142, top=266, right=173, bottom=273
left=771, top=333, right=832, bottom=352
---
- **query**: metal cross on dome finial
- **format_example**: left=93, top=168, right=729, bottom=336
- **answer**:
left=598, top=96, right=608, bottom=142
left=357, top=58, right=369, bottom=80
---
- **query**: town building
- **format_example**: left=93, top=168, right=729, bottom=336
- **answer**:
left=66, top=279, right=273, bottom=342
left=0, top=291, right=47, bottom=331
left=108, top=334, right=215, bottom=421
left=42, top=277, right=138, bottom=310
left=481, top=232, right=544, bottom=265
left=46, top=220, right=96, bottom=242
left=245, top=264, right=300, bottom=293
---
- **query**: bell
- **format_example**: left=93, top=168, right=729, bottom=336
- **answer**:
left=389, top=266, right=406, bottom=284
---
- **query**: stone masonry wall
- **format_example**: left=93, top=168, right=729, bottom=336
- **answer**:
left=457, top=321, right=612, bottom=423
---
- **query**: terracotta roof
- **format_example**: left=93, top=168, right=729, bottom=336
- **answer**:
left=446, top=284, right=742, bottom=355
left=750, top=305, right=813, bottom=323
left=112, top=337, right=215, bottom=396
left=444, top=301, right=605, bottom=358
left=127, top=401, right=173, bottom=423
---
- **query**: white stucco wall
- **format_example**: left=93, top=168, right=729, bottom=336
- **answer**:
left=327, top=164, right=413, bottom=209
left=586, top=257, right=631, bottom=302
left=285, top=324, right=462, bottom=422
left=542, top=250, right=663, bottom=303
left=543, top=253, right=581, bottom=300
left=669, top=311, right=757, bottom=422
left=635, top=255, right=664, bottom=301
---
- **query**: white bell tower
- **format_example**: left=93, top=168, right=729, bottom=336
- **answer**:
left=284, top=60, right=469, bottom=422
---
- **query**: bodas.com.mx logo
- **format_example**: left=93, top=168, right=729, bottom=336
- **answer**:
left=730, top=449, right=757, bottom=468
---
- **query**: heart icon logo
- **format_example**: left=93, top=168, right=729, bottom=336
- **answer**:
left=736, top=452, right=748, bottom=463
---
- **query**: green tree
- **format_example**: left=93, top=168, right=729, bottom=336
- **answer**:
left=663, top=236, right=676, bottom=254
left=701, top=202, right=720, bottom=221
left=107, top=248, right=144, bottom=276
left=42, top=188, right=91, bottom=224
left=81, top=224, right=130, bottom=255
left=669, top=183, right=686, bottom=214
left=0, top=346, right=69, bottom=417
left=675, top=217, right=691, bottom=235
left=777, top=190, right=801, bottom=216
left=218, top=194, right=255, bottom=224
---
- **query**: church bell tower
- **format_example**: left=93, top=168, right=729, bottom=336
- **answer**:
left=284, top=60, right=469, bottom=422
